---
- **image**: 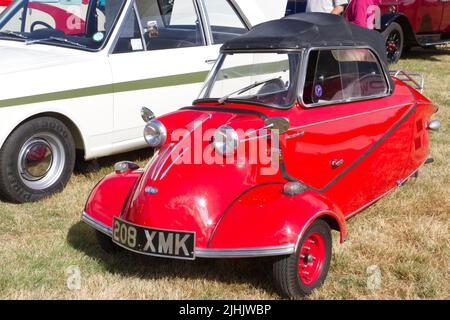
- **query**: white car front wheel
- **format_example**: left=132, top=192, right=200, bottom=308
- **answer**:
left=0, top=117, right=75, bottom=203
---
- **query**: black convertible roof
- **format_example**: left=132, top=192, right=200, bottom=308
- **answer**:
left=222, top=13, right=388, bottom=66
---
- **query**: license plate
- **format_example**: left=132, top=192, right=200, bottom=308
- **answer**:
left=112, top=217, right=195, bottom=260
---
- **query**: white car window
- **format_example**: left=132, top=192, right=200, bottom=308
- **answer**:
left=0, top=0, right=125, bottom=50
left=200, top=52, right=300, bottom=108
left=203, top=0, right=247, bottom=44
left=112, top=6, right=144, bottom=54
left=136, top=0, right=205, bottom=51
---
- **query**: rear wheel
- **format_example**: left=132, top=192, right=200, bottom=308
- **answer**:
left=273, top=220, right=332, bottom=298
left=383, top=22, right=404, bottom=64
left=0, top=117, right=75, bottom=203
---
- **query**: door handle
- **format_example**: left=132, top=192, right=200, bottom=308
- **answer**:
left=205, top=59, right=217, bottom=64
left=331, top=159, right=344, bottom=168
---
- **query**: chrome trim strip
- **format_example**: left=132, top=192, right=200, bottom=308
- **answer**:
left=133, top=0, right=147, bottom=52
left=345, top=157, right=429, bottom=220
left=81, top=211, right=112, bottom=236
left=227, top=0, right=252, bottom=29
left=240, top=133, right=270, bottom=143
left=288, top=103, right=411, bottom=131
left=389, top=70, right=424, bottom=93
left=197, top=0, right=213, bottom=46
left=150, top=144, right=173, bottom=180
left=155, top=114, right=212, bottom=180
left=107, top=0, right=135, bottom=55
left=159, top=147, right=189, bottom=180
left=294, top=210, right=342, bottom=251
left=81, top=211, right=294, bottom=258
left=286, top=131, right=305, bottom=139
left=152, top=143, right=175, bottom=180
left=143, top=149, right=160, bottom=179
left=195, top=245, right=295, bottom=258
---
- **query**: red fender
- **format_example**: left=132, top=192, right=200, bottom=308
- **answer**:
left=84, top=171, right=142, bottom=229
left=208, top=184, right=348, bottom=250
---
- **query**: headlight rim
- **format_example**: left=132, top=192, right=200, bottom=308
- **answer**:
left=213, top=124, right=239, bottom=157
left=143, top=119, right=167, bottom=148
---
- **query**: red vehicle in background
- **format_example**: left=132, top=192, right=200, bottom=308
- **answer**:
left=285, top=0, right=450, bottom=63
left=81, top=14, right=440, bottom=297
left=379, top=0, right=450, bottom=63
left=0, top=0, right=10, bottom=13
left=0, top=0, right=87, bottom=34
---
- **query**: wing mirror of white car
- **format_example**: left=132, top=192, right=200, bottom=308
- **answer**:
left=141, top=107, right=155, bottom=122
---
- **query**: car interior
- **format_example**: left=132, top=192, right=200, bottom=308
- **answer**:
left=303, top=49, right=388, bottom=105
left=136, top=0, right=204, bottom=51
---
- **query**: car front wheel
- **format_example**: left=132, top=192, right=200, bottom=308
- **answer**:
left=383, top=22, right=404, bottom=64
left=0, top=117, right=75, bottom=203
left=273, top=219, right=332, bottom=298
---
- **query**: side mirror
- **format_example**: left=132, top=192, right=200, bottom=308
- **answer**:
left=141, top=107, right=155, bottom=122
left=264, top=117, right=290, bottom=134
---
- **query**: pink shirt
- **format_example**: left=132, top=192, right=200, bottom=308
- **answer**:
left=345, top=0, right=380, bottom=29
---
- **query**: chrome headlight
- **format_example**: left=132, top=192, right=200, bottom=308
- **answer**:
left=143, top=120, right=167, bottom=147
left=213, top=125, right=238, bottom=156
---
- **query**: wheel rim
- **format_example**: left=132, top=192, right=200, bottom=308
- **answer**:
left=298, top=232, right=326, bottom=285
left=18, top=133, right=66, bottom=190
left=386, top=30, right=402, bottom=63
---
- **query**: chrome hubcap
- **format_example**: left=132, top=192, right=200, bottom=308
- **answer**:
left=21, top=139, right=53, bottom=180
left=18, top=133, right=65, bottom=190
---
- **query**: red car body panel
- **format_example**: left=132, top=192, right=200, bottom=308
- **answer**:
left=80, top=13, right=438, bottom=260
left=379, top=0, right=450, bottom=38
left=442, top=3, right=450, bottom=32
left=83, top=76, right=437, bottom=255
left=209, top=186, right=347, bottom=249
left=84, top=171, right=142, bottom=229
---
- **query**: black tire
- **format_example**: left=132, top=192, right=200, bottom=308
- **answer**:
left=273, top=219, right=332, bottom=298
left=0, top=117, right=75, bottom=203
left=96, top=230, right=120, bottom=254
left=382, top=22, right=404, bottom=64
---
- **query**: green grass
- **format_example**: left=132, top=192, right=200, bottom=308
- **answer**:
left=0, top=47, right=449, bottom=299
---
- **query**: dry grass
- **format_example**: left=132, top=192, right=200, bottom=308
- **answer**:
left=0, top=47, right=449, bottom=300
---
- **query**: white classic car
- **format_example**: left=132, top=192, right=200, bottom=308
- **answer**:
left=0, top=0, right=281, bottom=203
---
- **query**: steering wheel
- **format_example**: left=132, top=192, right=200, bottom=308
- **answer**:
left=30, top=21, right=54, bottom=32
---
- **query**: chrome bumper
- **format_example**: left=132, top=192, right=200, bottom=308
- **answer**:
left=81, top=211, right=295, bottom=258
left=82, top=211, right=112, bottom=236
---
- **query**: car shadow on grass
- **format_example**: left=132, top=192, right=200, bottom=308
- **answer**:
left=66, top=221, right=280, bottom=298
left=74, top=148, right=154, bottom=175
left=401, top=47, right=450, bottom=62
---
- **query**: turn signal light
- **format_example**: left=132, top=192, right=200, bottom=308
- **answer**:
left=283, top=182, right=308, bottom=196
left=114, top=161, right=140, bottom=173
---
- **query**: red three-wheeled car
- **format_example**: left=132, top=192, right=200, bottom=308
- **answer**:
left=82, top=13, right=439, bottom=297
